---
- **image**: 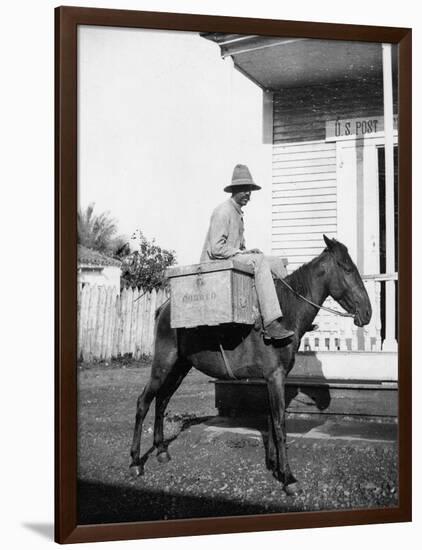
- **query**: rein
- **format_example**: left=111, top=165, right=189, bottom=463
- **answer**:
left=279, top=278, right=355, bottom=319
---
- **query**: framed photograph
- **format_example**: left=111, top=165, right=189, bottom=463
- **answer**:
left=55, top=6, right=412, bottom=544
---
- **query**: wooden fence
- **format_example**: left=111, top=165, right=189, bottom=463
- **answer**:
left=298, top=274, right=397, bottom=352
left=77, top=285, right=169, bottom=362
left=78, top=272, right=396, bottom=361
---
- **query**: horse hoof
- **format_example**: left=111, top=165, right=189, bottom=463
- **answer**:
left=284, top=482, right=303, bottom=496
left=157, top=451, right=171, bottom=464
left=130, top=465, right=144, bottom=477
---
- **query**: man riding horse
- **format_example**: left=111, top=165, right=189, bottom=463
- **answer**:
left=130, top=164, right=372, bottom=490
left=201, top=163, right=295, bottom=341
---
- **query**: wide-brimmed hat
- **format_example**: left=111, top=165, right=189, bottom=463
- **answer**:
left=224, top=164, right=262, bottom=193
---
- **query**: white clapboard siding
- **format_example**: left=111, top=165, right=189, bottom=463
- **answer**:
left=273, top=181, right=336, bottom=192
left=271, top=135, right=337, bottom=340
left=273, top=172, right=336, bottom=184
left=273, top=237, right=334, bottom=250
left=270, top=128, right=385, bottom=352
left=272, top=209, right=336, bottom=221
left=274, top=246, right=326, bottom=257
left=272, top=164, right=337, bottom=177
left=272, top=157, right=336, bottom=169
left=78, top=284, right=170, bottom=362
left=272, top=240, right=331, bottom=249
left=273, top=196, right=336, bottom=207
left=272, top=218, right=336, bottom=228
left=271, top=138, right=337, bottom=237
left=273, top=203, right=337, bottom=213
left=273, top=187, right=336, bottom=198
left=273, top=142, right=336, bottom=154
left=272, top=224, right=336, bottom=235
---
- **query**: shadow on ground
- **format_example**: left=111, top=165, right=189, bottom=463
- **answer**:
left=77, top=366, right=398, bottom=525
left=78, top=478, right=296, bottom=524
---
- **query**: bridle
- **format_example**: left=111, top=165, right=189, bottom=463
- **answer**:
left=278, top=277, right=355, bottom=319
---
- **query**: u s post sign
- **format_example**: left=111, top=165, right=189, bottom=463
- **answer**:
left=326, top=115, right=398, bottom=141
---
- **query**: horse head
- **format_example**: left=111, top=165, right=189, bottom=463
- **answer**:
left=322, top=235, right=372, bottom=327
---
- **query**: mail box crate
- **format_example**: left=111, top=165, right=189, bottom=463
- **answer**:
left=166, top=260, right=256, bottom=329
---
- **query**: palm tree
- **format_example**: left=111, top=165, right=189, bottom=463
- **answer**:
left=77, top=203, right=126, bottom=255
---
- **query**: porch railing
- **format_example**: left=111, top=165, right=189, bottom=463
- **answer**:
left=298, top=273, right=398, bottom=352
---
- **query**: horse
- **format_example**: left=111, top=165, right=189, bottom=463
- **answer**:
left=129, top=235, right=372, bottom=493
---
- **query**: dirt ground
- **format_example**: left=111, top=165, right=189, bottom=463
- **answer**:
left=77, top=359, right=398, bottom=525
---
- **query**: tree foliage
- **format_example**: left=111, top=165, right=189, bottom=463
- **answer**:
left=77, top=203, right=126, bottom=255
left=120, top=230, right=176, bottom=292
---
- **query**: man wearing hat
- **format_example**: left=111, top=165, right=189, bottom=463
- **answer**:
left=200, top=164, right=294, bottom=341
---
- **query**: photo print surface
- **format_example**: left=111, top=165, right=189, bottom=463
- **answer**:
left=77, top=25, right=399, bottom=525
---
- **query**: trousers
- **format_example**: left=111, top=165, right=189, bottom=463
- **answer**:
left=234, top=253, right=287, bottom=326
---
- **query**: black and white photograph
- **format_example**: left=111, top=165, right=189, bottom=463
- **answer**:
left=1, top=0, right=418, bottom=547
left=76, top=23, right=401, bottom=526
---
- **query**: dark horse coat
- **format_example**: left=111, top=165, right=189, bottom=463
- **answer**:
left=130, top=236, right=372, bottom=489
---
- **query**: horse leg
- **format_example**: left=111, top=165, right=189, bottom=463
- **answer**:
left=267, top=368, right=299, bottom=490
left=266, top=415, right=277, bottom=472
left=129, top=348, right=179, bottom=475
left=153, top=361, right=191, bottom=463
left=129, top=377, right=160, bottom=476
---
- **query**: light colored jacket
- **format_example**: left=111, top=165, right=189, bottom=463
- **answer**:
left=200, top=198, right=246, bottom=262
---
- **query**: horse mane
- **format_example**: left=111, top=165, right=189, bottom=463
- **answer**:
left=275, top=250, right=328, bottom=312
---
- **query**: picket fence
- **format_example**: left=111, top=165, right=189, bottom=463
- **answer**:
left=297, top=275, right=396, bottom=353
left=78, top=273, right=395, bottom=362
left=77, top=284, right=169, bottom=361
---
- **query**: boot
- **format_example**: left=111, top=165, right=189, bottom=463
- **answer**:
left=263, top=319, right=294, bottom=341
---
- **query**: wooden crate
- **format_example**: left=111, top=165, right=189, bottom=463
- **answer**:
left=166, top=260, right=257, bottom=328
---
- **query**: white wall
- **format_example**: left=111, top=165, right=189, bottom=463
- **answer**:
left=2, top=1, right=420, bottom=550
left=78, top=266, right=121, bottom=294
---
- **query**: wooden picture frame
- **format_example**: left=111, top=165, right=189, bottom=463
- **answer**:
left=55, top=6, right=412, bottom=544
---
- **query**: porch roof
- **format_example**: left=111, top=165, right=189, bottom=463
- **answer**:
left=201, top=34, right=397, bottom=91
left=78, top=245, right=122, bottom=267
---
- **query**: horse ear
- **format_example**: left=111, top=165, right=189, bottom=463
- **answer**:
left=323, top=234, right=334, bottom=249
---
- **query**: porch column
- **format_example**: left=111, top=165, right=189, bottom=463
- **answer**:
left=382, top=43, right=397, bottom=352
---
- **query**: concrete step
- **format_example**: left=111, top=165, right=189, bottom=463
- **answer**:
left=192, top=415, right=397, bottom=444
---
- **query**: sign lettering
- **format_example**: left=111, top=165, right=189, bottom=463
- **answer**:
left=182, top=291, right=217, bottom=303
left=326, top=115, right=398, bottom=140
